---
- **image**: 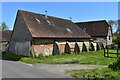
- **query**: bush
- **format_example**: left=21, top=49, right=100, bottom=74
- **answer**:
left=112, top=34, right=120, bottom=48
left=109, top=57, right=120, bottom=71
left=115, top=38, right=120, bottom=48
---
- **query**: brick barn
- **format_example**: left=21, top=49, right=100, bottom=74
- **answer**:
left=8, top=10, right=91, bottom=57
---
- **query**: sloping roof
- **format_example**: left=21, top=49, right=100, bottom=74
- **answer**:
left=19, top=10, right=90, bottom=39
left=75, top=20, right=111, bottom=37
left=1, top=30, right=12, bottom=42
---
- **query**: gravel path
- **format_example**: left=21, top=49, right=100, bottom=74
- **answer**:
left=30, top=63, right=107, bottom=78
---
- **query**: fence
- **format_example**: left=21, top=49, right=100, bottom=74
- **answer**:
left=104, top=45, right=120, bottom=58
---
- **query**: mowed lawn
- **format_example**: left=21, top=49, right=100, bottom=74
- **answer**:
left=2, top=50, right=119, bottom=65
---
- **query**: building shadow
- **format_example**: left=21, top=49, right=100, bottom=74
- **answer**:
left=1, top=52, right=23, bottom=61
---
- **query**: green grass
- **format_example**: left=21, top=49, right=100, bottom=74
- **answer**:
left=66, top=68, right=120, bottom=79
left=104, top=49, right=120, bottom=58
left=2, top=53, right=23, bottom=61
left=21, top=50, right=119, bottom=65
left=107, top=49, right=120, bottom=53
left=2, top=50, right=118, bottom=65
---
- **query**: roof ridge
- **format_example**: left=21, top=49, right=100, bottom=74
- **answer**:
left=75, top=20, right=107, bottom=24
left=19, top=10, right=71, bottom=21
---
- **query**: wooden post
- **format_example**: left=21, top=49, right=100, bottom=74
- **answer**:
left=107, top=45, right=109, bottom=57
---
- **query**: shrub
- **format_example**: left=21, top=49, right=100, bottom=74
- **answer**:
left=109, top=57, right=120, bottom=71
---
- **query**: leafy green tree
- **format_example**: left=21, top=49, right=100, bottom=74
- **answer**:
left=108, top=20, right=120, bottom=47
left=108, top=20, right=118, bottom=34
left=117, top=20, right=120, bottom=34
left=117, top=20, right=120, bottom=48
left=0, top=22, right=9, bottom=30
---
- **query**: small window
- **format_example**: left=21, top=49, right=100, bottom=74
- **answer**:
left=35, top=18, right=40, bottom=23
left=66, top=28, right=72, bottom=33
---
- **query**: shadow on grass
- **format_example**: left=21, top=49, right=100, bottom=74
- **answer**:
left=104, top=54, right=120, bottom=59
left=104, top=56, right=119, bottom=58
left=1, top=52, right=24, bottom=61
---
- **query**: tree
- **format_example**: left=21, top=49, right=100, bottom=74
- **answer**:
left=0, top=22, right=9, bottom=30
left=117, top=20, right=120, bottom=34
left=108, top=20, right=118, bottom=34
left=117, top=20, right=120, bottom=48
left=108, top=20, right=120, bottom=47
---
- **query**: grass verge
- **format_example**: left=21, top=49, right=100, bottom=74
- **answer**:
left=2, top=50, right=118, bottom=65
left=66, top=68, right=120, bottom=79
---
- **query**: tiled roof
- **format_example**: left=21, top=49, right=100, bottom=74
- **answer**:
left=1, top=30, right=12, bottom=42
left=19, top=10, right=90, bottom=39
left=75, top=20, right=110, bottom=37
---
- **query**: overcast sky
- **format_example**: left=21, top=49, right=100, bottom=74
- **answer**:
left=2, top=2, right=118, bottom=30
